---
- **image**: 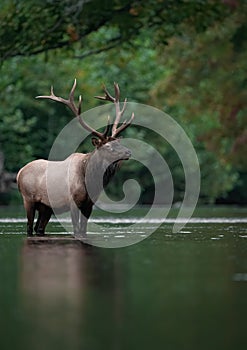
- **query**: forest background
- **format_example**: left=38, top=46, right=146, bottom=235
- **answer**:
left=0, top=0, right=246, bottom=205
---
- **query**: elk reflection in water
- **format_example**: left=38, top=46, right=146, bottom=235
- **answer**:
left=20, top=237, right=125, bottom=350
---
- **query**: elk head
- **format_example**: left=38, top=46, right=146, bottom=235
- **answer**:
left=36, top=79, right=134, bottom=158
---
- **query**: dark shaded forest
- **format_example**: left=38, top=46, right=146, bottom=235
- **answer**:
left=0, top=0, right=246, bottom=205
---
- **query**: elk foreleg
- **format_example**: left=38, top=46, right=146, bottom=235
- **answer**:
left=79, top=213, right=88, bottom=237
left=79, top=202, right=93, bottom=237
left=71, top=207, right=88, bottom=237
left=71, top=200, right=93, bottom=237
left=70, top=202, right=80, bottom=235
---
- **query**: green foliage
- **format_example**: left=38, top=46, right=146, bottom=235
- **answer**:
left=0, top=36, right=164, bottom=172
left=0, top=57, right=71, bottom=171
left=0, top=0, right=245, bottom=204
left=0, top=0, right=228, bottom=62
left=150, top=2, right=247, bottom=202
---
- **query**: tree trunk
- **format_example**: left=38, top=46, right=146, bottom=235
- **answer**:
left=0, top=151, right=16, bottom=193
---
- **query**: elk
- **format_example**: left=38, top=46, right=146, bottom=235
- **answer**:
left=17, top=80, right=134, bottom=237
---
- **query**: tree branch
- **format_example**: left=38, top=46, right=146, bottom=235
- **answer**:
left=74, top=36, right=123, bottom=59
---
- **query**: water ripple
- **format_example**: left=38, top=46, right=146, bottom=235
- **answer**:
left=0, top=217, right=246, bottom=224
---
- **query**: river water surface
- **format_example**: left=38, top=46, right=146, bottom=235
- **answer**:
left=0, top=206, right=246, bottom=350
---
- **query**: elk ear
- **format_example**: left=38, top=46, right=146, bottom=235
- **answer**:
left=91, top=137, right=101, bottom=148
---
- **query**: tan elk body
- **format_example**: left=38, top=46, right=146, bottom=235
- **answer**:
left=17, top=80, right=134, bottom=237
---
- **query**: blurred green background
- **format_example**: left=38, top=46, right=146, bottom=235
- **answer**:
left=0, top=0, right=246, bottom=205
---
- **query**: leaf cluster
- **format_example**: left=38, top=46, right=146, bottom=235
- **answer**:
left=0, top=0, right=244, bottom=204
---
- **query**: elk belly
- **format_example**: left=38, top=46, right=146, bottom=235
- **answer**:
left=45, top=160, right=72, bottom=211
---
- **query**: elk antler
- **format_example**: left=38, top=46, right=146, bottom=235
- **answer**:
left=95, top=82, right=134, bottom=138
left=36, top=79, right=109, bottom=141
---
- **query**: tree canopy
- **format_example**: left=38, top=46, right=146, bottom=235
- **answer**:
left=149, top=2, right=247, bottom=202
left=0, top=0, right=246, bottom=205
left=0, top=0, right=229, bottom=61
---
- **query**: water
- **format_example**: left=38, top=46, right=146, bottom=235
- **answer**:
left=0, top=206, right=246, bottom=350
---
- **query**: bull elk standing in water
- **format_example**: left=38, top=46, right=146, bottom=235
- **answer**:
left=17, top=80, right=134, bottom=237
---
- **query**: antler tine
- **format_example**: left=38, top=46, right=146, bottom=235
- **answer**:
left=69, top=78, right=77, bottom=101
left=76, top=115, right=103, bottom=140
left=95, top=84, right=115, bottom=102
left=113, top=112, right=135, bottom=138
left=68, top=78, right=79, bottom=116
left=36, top=79, right=79, bottom=116
left=78, top=95, right=82, bottom=115
left=95, top=82, right=134, bottom=138
left=36, top=79, right=107, bottom=141
left=114, top=82, right=120, bottom=102
left=102, top=115, right=111, bottom=138
left=111, top=96, right=128, bottom=136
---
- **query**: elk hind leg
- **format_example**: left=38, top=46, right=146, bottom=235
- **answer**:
left=35, top=203, right=52, bottom=236
left=24, top=200, right=35, bottom=236
left=34, top=210, right=41, bottom=234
